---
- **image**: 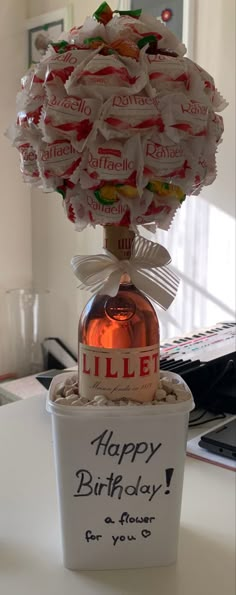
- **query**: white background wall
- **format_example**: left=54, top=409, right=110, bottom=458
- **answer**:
left=0, top=0, right=235, bottom=375
left=0, top=1, right=32, bottom=374
left=154, top=0, right=236, bottom=339
left=194, top=0, right=235, bottom=218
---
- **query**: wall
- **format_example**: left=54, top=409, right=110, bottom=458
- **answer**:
left=194, top=0, right=235, bottom=218
left=152, top=0, right=236, bottom=339
left=0, top=2, right=32, bottom=374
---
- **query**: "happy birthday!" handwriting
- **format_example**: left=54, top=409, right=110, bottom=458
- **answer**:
left=74, top=470, right=162, bottom=502
left=90, top=429, right=162, bottom=465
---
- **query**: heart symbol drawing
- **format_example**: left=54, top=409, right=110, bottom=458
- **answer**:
left=141, top=529, right=151, bottom=539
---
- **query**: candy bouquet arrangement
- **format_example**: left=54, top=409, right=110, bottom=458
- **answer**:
left=8, top=4, right=226, bottom=570
left=10, top=2, right=226, bottom=233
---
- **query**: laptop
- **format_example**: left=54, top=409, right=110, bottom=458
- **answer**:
left=199, top=417, right=236, bottom=461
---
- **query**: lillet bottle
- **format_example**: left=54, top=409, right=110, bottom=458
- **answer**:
left=78, top=226, right=160, bottom=402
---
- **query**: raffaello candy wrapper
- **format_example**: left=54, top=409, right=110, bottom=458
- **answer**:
left=145, top=54, right=191, bottom=93
left=65, top=52, right=148, bottom=99
left=144, top=137, right=194, bottom=190
left=190, top=60, right=228, bottom=112
left=99, top=94, right=165, bottom=140
left=160, top=94, right=209, bottom=142
left=40, top=87, right=102, bottom=151
left=36, top=139, right=82, bottom=188
left=7, top=2, right=227, bottom=231
left=16, top=88, right=45, bottom=129
left=18, top=142, right=40, bottom=183
left=76, top=134, right=143, bottom=189
left=45, top=48, right=97, bottom=88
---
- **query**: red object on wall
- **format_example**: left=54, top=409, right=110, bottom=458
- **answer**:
left=161, top=8, right=173, bottom=22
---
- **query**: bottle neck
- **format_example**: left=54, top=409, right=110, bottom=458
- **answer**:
left=120, top=272, right=133, bottom=286
left=103, top=225, right=135, bottom=260
left=103, top=226, right=135, bottom=286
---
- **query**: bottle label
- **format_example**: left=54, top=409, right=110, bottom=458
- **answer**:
left=79, top=343, right=159, bottom=402
left=103, top=226, right=135, bottom=260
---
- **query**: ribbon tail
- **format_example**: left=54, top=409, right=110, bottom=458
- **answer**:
left=130, top=266, right=179, bottom=310
left=98, top=269, right=122, bottom=297
left=131, top=236, right=171, bottom=268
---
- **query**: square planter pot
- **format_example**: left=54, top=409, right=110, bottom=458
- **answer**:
left=47, top=371, right=194, bottom=570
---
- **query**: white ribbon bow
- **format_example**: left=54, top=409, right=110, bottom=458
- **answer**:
left=71, top=235, right=179, bottom=310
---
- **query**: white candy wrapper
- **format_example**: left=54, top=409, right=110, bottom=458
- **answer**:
left=144, top=137, right=195, bottom=185
left=99, top=94, right=164, bottom=140
left=138, top=12, right=186, bottom=56
left=66, top=53, right=148, bottom=99
left=145, top=54, right=191, bottom=93
left=28, top=47, right=58, bottom=95
left=36, top=139, right=82, bottom=183
left=76, top=135, right=143, bottom=188
left=16, top=88, right=45, bottom=128
left=45, top=48, right=96, bottom=88
left=64, top=186, right=180, bottom=231
left=74, top=16, right=109, bottom=45
left=106, top=13, right=186, bottom=57
left=39, top=87, right=101, bottom=151
left=161, top=93, right=209, bottom=142
left=191, top=60, right=229, bottom=112
left=18, top=142, right=40, bottom=182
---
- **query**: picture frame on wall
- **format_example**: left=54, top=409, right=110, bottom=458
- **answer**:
left=117, top=0, right=195, bottom=58
left=26, top=6, right=73, bottom=67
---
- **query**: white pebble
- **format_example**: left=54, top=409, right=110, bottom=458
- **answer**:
left=66, top=395, right=78, bottom=404
left=162, top=380, right=177, bottom=393
left=78, top=396, right=89, bottom=404
left=173, top=387, right=188, bottom=398
left=166, top=394, right=177, bottom=404
left=65, top=387, right=77, bottom=397
left=155, top=389, right=167, bottom=401
left=65, top=376, right=75, bottom=387
left=57, top=382, right=66, bottom=395
left=175, top=392, right=190, bottom=402
left=55, top=397, right=70, bottom=405
left=52, top=374, right=191, bottom=408
left=78, top=398, right=88, bottom=405
left=93, top=395, right=107, bottom=405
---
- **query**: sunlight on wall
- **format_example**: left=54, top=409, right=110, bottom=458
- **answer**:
left=153, top=197, right=236, bottom=340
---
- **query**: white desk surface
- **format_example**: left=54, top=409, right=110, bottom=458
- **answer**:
left=0, top=395, right=235, bottom=595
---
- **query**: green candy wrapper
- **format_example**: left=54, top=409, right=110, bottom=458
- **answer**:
left=93, top=2, right=113, bottom=25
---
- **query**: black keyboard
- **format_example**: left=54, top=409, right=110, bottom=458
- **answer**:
left=160, top=322, right=236, bottom=413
